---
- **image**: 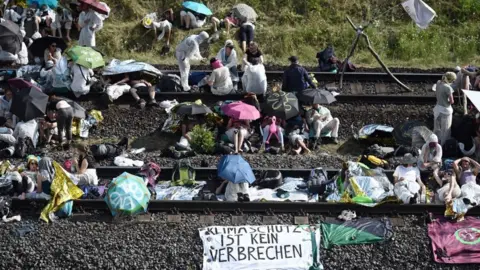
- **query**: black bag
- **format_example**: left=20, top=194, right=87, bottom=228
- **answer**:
left=157, top=74, right=183, bottom=92
left=443, top=138, right=459, bottom=158
left=0, top=177, right=13, bottom=196
left=257, top=170, right=283, bottom=189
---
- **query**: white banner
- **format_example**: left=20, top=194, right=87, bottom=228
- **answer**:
left=199, top=225, right=322, bottom=270
left=401, top=0, right=437, bottom=29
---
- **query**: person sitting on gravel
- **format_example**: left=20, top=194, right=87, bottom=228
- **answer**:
left=242, top=42, right=263, bottom=70
left=113, top=73, right=158, bottom=108
left=226, top=117, right=251, bottom=154
left=176, top=117, right=196, bottom=151
left=393, top=153, right=426, bottom=204
left=180, top=9, right=207, bottom=30
left=39, top=110, right=57, bottom=146
left=51, top=5, right=73, bottom=41
left=241, top=57, right=267, bottom=96
left=216, top=40, right=239, bottom=88
left=175, top=31, right=209, bottom=91
left=260, top=116, right=286, bottom=152
left=453, top=157, right=480, bottom=187
left=44, top=41, right=62, bottom=65
left=432, top=168, right=461, bottom=204
left=71, top=143, right=98, bottom=186
left=70, top=62, right=95, bottom=97
left=305, top=103, right=340, bottom=148
left=434, top=72, right=456, bottom=145
left=418, top=134, right=442, bottom=171
left=212, top=11, right=239, bottom=34
left=90, top=137, right=129, bottom=160
left=286, top=113, right=310, bottom=155
left=0, top=116, right=16, bottom=157
left=13, top=119, right=38, bottom=155
left=197, top=58, right=233, bottom=95
left=282, top=56, right=316, bottom=93
left=0, top=88, right=16, bottom=129
left=31, top=157, right=55, bottom=200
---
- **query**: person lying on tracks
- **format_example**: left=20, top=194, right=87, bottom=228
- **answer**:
left=432, top=168, right=461, bottom=203
left=393, top=153, right=426, bottom=204
left=196, top=58, right=234, bottom=95
left=180, top=9, right=207, bottom=30
left=282, top=56, right=316, bottom=93
left=417, top=134, right=442, bottom=171
left=305, top=103, right=340, bottom=148
left=90, top=137, right=128, bottom=160
left=113, top=73, right=159, bottom=108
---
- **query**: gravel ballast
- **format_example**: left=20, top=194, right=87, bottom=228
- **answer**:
left=0, top=213, right=476, bottom=270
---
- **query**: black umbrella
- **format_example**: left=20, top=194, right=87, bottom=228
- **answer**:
left=297, top=88, right=336, bottom=105
left=10, top=87, right=48, bottom=121
left=263, top=91, right=299, bottom=120
left=0, top=20, right=22, bottom=54
left=30, top=36, right=67, bottom=58
left=175, top=103, right=212, bottom=116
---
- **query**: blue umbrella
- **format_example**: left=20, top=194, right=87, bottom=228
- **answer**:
left=182, top=1, right=213, bottom=16
left=104, top=172, right=151, bottom=217
left=27, top=0, right=58, bottom=8
left=217, top=155, right=255, bottom=184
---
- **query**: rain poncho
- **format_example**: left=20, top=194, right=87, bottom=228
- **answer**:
left=418, top=134, right=442, bottom=169
left=241, top=63, right=267, bottom=95
left=78, top=10, right=103, bottom=47
left=70, top=63, right=93, bottom=97
left=175, top=32, right=209, bottom=91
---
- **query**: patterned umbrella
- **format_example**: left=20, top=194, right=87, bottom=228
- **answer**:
left=232, top=4, right=257, bottom=23
left=263, top=91, right=299, bottom=120
left=105, top=172, right=151, bottom=216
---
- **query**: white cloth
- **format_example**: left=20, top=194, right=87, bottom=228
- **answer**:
left=152, top=20, right=172, bottom=41
left=418, top=134, right=442, bottom=168
left=78, top=10, right=102, bottom=47
left=312, top=118, right=339, bottom=138
left=401, top=0, right=436, bottom=29
left=114, top=156, right=144, bottom=167
left=241, top=64, right=267, bottom=95
left=225, top=182, right=249, bottom=202
left=216, top=47, right=237, bottom=69
left=73, top=168, right=98, bottom=186
left=175, top=34, right=208, bottom=91
left=13, top=120, right=39, bottom=147
left=16, top=42, right=28, bottom=65
left=393, top=165, right=420, bottom=182
left=106, top=84, right=131, bottom=101
left=70, top=64, right=93, bottom=97
left=0, top=127, right=16, bottom=145
left=208, top=67, right=233, bottom=95
left=394, top=181, right=421, bottom=204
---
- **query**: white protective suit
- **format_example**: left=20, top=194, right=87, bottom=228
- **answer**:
left=78, top=10, right=103, bottom=47
left=241, top=63, right=267, bottom=95
left=175, top=31, right=209, bottom=91
left=70, top=63, right=93, bottom=97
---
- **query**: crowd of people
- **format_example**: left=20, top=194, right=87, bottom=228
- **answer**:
left=0, top=1, right=479, bottom=221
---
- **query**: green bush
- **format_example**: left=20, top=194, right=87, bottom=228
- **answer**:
left=189, top=125, right=215, bottom=154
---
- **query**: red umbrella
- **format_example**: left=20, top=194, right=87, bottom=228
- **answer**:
left=8, top=78, right=42, bottom=92
left=221, top=101, right=261, bottom=120
left=78, top=0, right=110, bottom=15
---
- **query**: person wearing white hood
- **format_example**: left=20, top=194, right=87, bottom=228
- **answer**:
left=175, top=31, right=209, bottom=91
left=70, top=62, right=94, bottom=97
left=418, top=133, right=443, bottom=171
left=78, top=5, right=103, bottom=47
left=434, top=72, right=456, bottom=145
left=16, top=30, right=29, bottom=65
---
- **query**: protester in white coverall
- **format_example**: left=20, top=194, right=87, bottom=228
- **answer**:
left=78, top=7, right=103, bottom=47
left=175, top=31, right=209, bottom=91
left=70, top=63, right=94, bottom=97
left=434, top=72, right=456, bottom=145
left=393, top=153, right=426, bottom=204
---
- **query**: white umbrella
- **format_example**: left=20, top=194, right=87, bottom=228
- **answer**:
left=463, top=90, right=480, bottom=111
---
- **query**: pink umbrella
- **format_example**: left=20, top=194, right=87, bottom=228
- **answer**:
left=222, top=101, right=261, bottom=120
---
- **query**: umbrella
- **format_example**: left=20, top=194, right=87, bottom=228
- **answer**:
left=78, top=0, right=110, bottom=15
left=263, top=91, right=299, bottom=120
left=103, top=59, right=162, bottom=77
left=232, top=3, right=258, bottom=23
left=182, top=1, right=213, bottom=16
left=27, top=0, right=58, bottom=8
left=217, top=155, right=255, bottom=184
left=66, top=46, right=105, bottom=69
left=0, top=19, right=22, bottom=54
left=30, top=36, right=67, bottom=58
left=175, top=103, right=212, bottom=116
left=297, top=88, right=336, bottom=105
left=8, top=78, right=42, bottom=92
left=63, top=98, right=87, bottom=119
left=10, top=87, right=49, bottom=121
left=104, top=172, right=151, bottom=217
left=221, top=101, right=260, bottom=120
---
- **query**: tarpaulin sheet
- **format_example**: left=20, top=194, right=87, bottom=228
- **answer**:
left=321, top=218, right=393, bottom=249
left=428, top=217, right=480, bottom=264
left=102, top=59, right=162, bottom=76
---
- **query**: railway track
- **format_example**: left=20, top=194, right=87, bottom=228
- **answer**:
left=10, top=166, right=479, bottom=216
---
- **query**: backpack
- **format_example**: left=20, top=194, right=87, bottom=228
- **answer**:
left=171, top=159, right=196, bottom=186
left=157, top=74, right=183, bottom=92
left=257, top=170, right=283, bottom=189
left=443, top=138, right=458, bottom=159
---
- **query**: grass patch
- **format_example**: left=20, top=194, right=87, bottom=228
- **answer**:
left=96, top=0, right=480, bottom=68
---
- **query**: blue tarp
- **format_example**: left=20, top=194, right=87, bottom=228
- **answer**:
left=102, top=59, right=162, bottom=76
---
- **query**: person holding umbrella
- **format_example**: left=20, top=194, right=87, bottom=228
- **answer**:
left=305, top=103, right=340, bottom=148
left=47, top=94, right=73, bottom=150
left=282, top=56, right=316, bottom=93
left=216, top=155, right=254, bottom=202
left=180, top=1, right=211, bottom=30
left=43, top=41, right=61, bottom=65
left=175, top=31, right=209, bottom=91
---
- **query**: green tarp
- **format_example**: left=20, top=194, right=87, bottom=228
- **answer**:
left=321, top=218, right=393, bottom=249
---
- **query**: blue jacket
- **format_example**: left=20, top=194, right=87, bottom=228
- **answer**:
left=282, top=64, right=316, bottom=92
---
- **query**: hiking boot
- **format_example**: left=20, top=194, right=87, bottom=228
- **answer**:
left=242, top=193, right=250, bottom=202
left=147, top=100, right=160, bottom=107
left=137, top=99, right=146, bottom=109
left=410, top=193, right=418, bottom=204
left=332, top=137, right=339, bottom=144
left=117, top=137, right=129, bottom=147
left=237, top=193, right=244, bottom=202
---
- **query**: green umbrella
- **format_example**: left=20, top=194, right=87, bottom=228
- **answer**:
left=104, top=172, right=151, bottom=216
left=66, top=46, right=105, bottom=69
